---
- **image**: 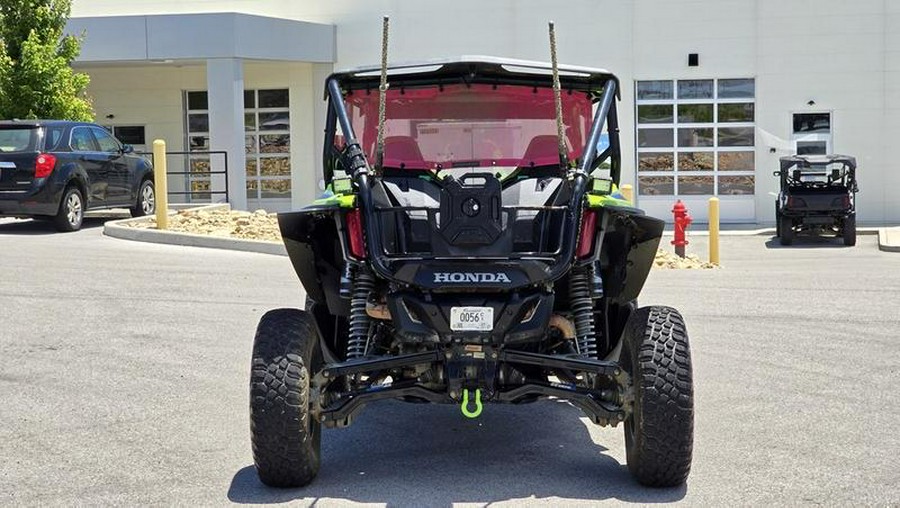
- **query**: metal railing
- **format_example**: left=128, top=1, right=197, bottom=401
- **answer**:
left=137, top=150, right=229, bottom=203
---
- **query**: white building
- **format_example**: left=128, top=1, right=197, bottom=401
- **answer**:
left=67, top=0, right=900, bottom=224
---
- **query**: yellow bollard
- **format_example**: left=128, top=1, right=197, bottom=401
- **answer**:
left=620, top=183, right=633, bottom=203
left=708, top=197, right=720, bottom=265
left=152, top=139, right=169, bottom=230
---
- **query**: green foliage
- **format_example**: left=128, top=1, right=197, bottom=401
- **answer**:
left=0, top=0, right=93, bottom=121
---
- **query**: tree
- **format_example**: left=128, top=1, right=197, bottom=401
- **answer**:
left=0, top=0, right=93, bottom=121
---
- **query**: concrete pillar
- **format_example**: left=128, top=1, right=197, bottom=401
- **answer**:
left=207, top=58, right=247, bottom=210
left=287, top=63, right=333, bottom=210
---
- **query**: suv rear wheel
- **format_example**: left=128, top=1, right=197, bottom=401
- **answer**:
left=130, top=179, right=156, bottom=217
left=53, top=186, right=84, bottom=232
left=621, top=306, right=693, bottom=487
left=250, top=308, right=322, bottom=488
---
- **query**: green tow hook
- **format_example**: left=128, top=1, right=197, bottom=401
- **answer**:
left=460, top=388, right=483, bottom=419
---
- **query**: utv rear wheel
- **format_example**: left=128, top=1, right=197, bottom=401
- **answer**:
left=842, top=214, right=856, bottom=247
left=775, top=203, right=782, bottom=237
left=53, top=186, right=84, bottom=232
left=250, top=308, right=322, bottom=488
left=621, top=306, right=693, bottom=487
left=779, top=215, right=794, bottom=246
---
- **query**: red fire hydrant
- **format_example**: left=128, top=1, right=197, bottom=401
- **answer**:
left=671, top=200, right=692, bottom=258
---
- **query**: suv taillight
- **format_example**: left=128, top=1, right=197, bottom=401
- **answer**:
left=34, top=153, right=57, bottom=178
left=346, top=208, right=366, bottom=259
left=577, top=209, right=598, bottom=259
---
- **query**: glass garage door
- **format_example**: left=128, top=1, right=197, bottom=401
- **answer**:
left=634, top=78, right=756, bottom=222
left=183, top=89, right=292, bottom=211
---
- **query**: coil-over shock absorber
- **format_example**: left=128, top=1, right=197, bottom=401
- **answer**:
left=347, top=266, right=375, bottom=359
left=569, top=266, right=598, bottom=358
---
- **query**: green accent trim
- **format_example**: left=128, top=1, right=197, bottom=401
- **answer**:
left=587, top=193, right=631, bottom=208
left=311, top=193, right=356, bottom=208
left=336, top=194, right=356, bottom=207
left=461, top=388, right=483, bottom=419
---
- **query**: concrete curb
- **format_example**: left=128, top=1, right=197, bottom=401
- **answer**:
left=104, top=203, right=895, bottom=256
left=878, top=228, right=900, bottom=252
left=103, top=205, right=287, bottom=257
left=662, top=227, right=881, bottom=237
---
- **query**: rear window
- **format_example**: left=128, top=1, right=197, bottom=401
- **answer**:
left=44, top=126, right=66, bottom=151
left=0, top=127, right=39, bottom=153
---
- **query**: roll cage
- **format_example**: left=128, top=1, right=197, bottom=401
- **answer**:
left=776, top=154, right=858, bottom=191
left=320, top=57, right=623, bottom=285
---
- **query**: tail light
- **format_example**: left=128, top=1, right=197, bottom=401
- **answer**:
left=34, top=153, right=57, bottom=178
left=787, top=196, right=807, bottom=208
left=346, top=208, right=367, bottom=259
left=832, top=196, right=851, bottom=208
left=576, top=209, right=598, bottom=259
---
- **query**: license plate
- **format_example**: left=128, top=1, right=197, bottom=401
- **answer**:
left=450, top=307, right=494, bottom=331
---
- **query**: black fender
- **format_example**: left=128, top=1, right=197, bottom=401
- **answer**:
left=278, top=206, right=349, bottom=317
left=49, top=161, right=91, bottom=209
left=597, top=206, right=664, bottom=304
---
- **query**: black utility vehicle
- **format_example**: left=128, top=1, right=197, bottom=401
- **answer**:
left=0, top=120, right=155, bottom=231
left=775, top=154, right=857, bottom=246
left=251, top=57, right=693, bottom=489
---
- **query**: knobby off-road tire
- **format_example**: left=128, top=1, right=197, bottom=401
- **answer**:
left=621, top=306, right=693, bottom=487
left=842, top=214, right=857, bottom=247
left=780, top=215, right=794, bottom=246
left=775, top=202, right=782, bottom=238
left=130, top=179, right=156, bottom=217
left=53, top=186, right=84, bottom=232
left=250, top=308, right=322, bottom=488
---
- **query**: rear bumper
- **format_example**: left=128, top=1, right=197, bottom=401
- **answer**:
left=314, top=348, right=629, bottom=427
left=0, top=180, right=61, bottom=217
left=782, top=211, right=852, bottom=225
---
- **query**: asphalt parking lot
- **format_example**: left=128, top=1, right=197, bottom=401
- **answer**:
left=1, top=218, right=898, bottom=506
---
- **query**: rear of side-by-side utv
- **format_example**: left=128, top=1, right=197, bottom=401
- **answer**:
left=775, top=154, right=858, bottom=246
left=249, top=55, right=693, bottom=489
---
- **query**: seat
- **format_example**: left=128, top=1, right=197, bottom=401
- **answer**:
left=519, top=135, right=562, bottom=168
left=382, top=136, right=427, bottom=169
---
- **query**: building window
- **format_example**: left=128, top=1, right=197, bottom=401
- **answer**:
left=184, top=91, right=213, bottom=199
left=792, top=112, right=831, bottom=155
left=102, top=125, right=146, bottom=149
left=244, top=89, right=291, bottom=202
left=183, top=89, right=292, bottom=203
left=635, top=78, right=755, bottom=196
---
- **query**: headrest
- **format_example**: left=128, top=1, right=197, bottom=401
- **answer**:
left=521, top=135, right=562, bottom=167
left=383, top=136, right=426, bottom=169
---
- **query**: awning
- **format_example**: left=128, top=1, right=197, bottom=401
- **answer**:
left=66, top=13, right=335, bottom=64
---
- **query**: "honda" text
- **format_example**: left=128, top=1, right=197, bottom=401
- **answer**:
left=433, top=272, right=512, bottom=284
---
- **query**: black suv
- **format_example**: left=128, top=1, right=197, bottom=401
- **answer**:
left=0, top=120, right=155, bottom=231
left=775, top=154, right=857, bottom=246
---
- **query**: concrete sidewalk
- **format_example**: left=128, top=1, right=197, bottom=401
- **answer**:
left=879, top=227, right=900, bottom=252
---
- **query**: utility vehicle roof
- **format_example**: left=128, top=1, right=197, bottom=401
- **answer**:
left=780, top=154, right=857, bottom=170
left=328, top=56, right=619, bottom=96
